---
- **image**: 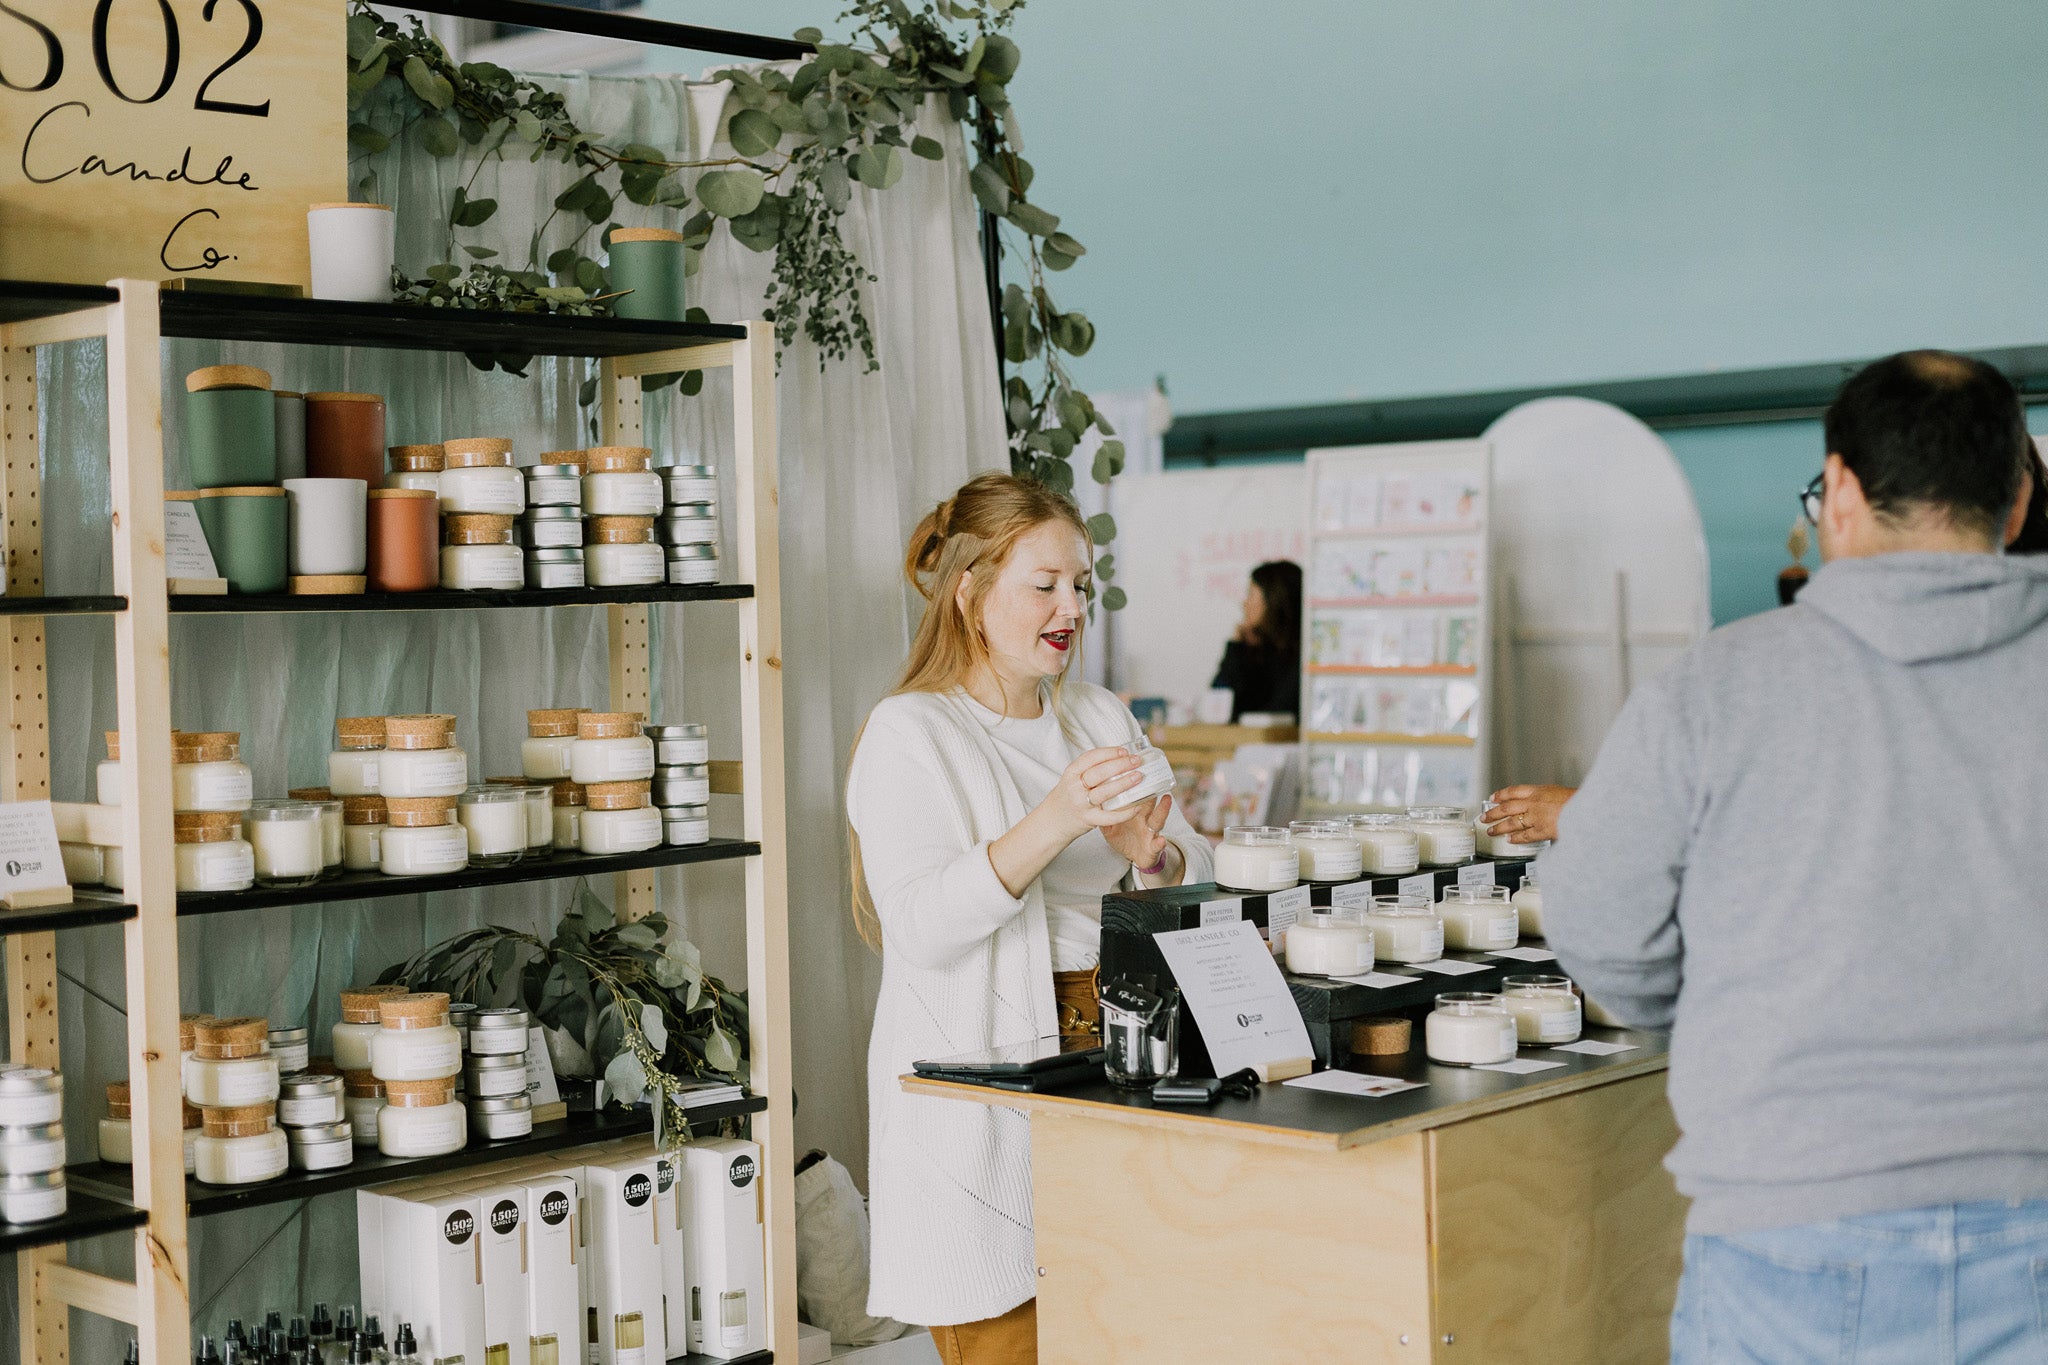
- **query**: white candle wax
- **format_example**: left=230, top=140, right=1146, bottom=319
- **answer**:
left=1514, top=883, right=1544, bottom=938
left=1439, top=899, right=1519, bottom=951
left=1502, top=989, right=1582, bottom=1045
left=571, top=736, right=656, bottom=785
left=1214, top=827, right=1299, bottom=892
left=1364, top=905, right=1443, bottom=964
left=521, top=735, right=575, bottom=780
left=579, top=806, right=663, bottom=855
left=173, top=760, right=253, bottom=812
left=378, top=747, right=469, bottom=798
left=242, top=806, right=326, bottom=886
left=457, top=789, right=526, bottom=865
left=1288, top=822, right=1363, bottom=881
left=1425, top=996, right=1517, bottom=1066
left=1284, top=918, right=1375, bottom=976
left=328, top=749, right=380, bottom=796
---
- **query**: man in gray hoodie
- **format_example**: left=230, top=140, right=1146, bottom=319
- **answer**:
left=1543, top=349, right=2047, bottom=1363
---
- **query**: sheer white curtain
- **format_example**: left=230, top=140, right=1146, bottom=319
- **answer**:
left=6, top=71, right=999, bottom=1349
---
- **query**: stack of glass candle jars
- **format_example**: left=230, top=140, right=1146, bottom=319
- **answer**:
left=572, top=713, right=662, bottom=854
left=0, top=1068, right=67, bottom=1223
left=648, top=722, right=710, bottom=846
left=663, top=460, right=720, bottom=584
left=98, top=1082, right=202, bottom=1173
left=585, top=446, right=666, bottom=586
left=463, top=1006, right=534, bottom=1141
left=525, top=452, right=587, bottom=588
left=187, top=1017, right=287, bottom=1185
left=368, top=993, right=467, bottom=1158
left=332, top=985, right=406, bottom=1149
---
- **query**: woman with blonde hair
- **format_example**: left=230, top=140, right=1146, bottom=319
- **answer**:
left=848, top=472, right=1212, bottom=1362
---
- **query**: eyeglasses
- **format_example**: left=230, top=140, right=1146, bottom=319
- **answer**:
left=1799, top=472, right=1823, bottom=524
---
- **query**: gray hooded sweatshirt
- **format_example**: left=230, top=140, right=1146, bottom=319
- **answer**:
left=1543, top=551, right=2048, bottom=1235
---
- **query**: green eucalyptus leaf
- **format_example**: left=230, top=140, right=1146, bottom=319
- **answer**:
left=1006, top=200, right=1059, bottom=237
left=1085, top=512, right=1118, bottom=546
left=425, top=263, right=460, bottom=283
left=728, top=108, right=781, bottom=157
left=347, top=122, right=391, bottom=154
left=680, top=370, right=705, bottom=396
left=980, top=33, right=1022, bottom=82
left=1047, top=231, right=1086, bottom=259
left=547, top=247, right=578, bottom=273
left=402, top=55, right=454, bottom=110
left=513, top=110, right=544, bottom=142
left=819, top=156, right=851, bottom=212
left=793, top=25, right=823, bottom=42
left=1094, top=553, right=1116, bottom=579
left=696, top=168, right=766, bottom=219
left=453, top=195, right=498, bottom=227
left=460, top=243, right=499, bottom=260
left=1040, top=244, right=1077, bottom=271
left=1102, top=585, right=1128, bottom=611
left=617, top=921, right=659, bottom=949
left=1057, top=389, right=1089, bottom=436
left=728, top=195, right=784, bottom=251
left=415, top=113, right=459, bottom=157
left=910, top=134, right=945, bottom=161
left=769, top=101, right=811, bottom=135
left=969, top=161, right=1010, bottom=215
left=704, top=1026, right=740, bottom=1074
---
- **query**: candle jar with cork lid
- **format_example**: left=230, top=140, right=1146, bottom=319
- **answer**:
left=582, top=446, right=663, bottom=517
left=99, top=1082, right=133, bottom=1163
left=523, top=709, right=583, bottom=780
left=572, top=712, right=655, bottom=784
left=173, top=732, right=254, bottom=812
left=441, top=514, right=523, bottom=590
left=186, top=1017, right=281, bottom=1108
left=438, top=438, right=525, bottom=515
left=586, top=516, right=664, bottom=587
left=369, top=992, right=462, bottom=1083
left=332, top=986, right=407, bottom=1071
left=579, top=781, right=662, bottom=854
left=342, top=796, right=387, bottom=871
left=183, top=365, right=279, bottom=489
left=379, top=797, right=468, bottom=876
left=385, top=445, right=444, bottom=495
left=551, top=781, right=586, bottom=850
left=193, top=1102, right=289, bottom=1186
left=173, top=811, right=255, bottom=893
left=377, top=1077, right=466, bottom=1157
left=342, top=1070, right=385, bottom=1147
left=328, top=716, right=385, bottom=796
left=379, top=715, right=468, bottom=797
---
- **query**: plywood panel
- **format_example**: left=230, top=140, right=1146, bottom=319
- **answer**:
left=1428, top=1071, right=1686, bottom=1364
left=1032, top=1108, right=1435, bottom=1364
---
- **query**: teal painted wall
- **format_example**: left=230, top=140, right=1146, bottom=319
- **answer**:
left=643, top=0, right=2048, bottom=621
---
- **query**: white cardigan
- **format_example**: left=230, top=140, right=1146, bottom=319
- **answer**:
left=847, top=682, right=1213, bottom=1326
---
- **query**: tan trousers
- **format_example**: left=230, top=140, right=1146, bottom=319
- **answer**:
left=929, top=1297, right=1038, bottom=1365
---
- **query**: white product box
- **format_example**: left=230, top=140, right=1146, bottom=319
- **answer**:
left=677, top=1138, right=767, bottom=1359
left=654, top=1150, right=690, bottom=1360
left=439, top=1171, right=533, bottom=1365
left=579, top=1150, right=664, bottom=1365
left=516, top=1167, right=584, bottom=1365
left=356, top=1188, right=391, bottom=1330
left=378, top=1187, right=487, bottom=1365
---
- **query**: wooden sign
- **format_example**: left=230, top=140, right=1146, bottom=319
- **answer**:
left=0, top=0, right=346, bottom=289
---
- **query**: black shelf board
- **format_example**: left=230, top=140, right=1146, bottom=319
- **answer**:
left=404, top=0, right=812, bottom=60
left=0, top=595, right=126, bottom=617
left=170, top=584, right=753, bottom=614
left=0, top=280, right=116, bottom=326
left=173, top=839, right=760, bottom=916
left=67, top=1096, right=767, bottom=1220
left=0, top=896, right=135, bottom=937
left=0, top=1188, right=147, bottom=1254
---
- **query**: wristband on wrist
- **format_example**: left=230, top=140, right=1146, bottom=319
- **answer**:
left=1137, top=846, right=1172, bottom=878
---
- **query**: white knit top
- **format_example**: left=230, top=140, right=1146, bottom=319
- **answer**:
left=848, top=682, right=1214, bottom=1326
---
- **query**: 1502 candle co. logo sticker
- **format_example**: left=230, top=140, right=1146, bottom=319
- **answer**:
left=0, top=0, right=343, bottom=288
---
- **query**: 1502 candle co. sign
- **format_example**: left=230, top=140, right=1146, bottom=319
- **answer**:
left=0, top=0, right=343, bottom=288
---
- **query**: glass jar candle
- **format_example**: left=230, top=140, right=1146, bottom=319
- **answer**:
left=463, top=1053, right=528, bottom=1098
left=572, top=712, right=655, bottom=784
left=456, top=787, right=526, bottom=867
left=441, top=515, right=524, bottom=590
left=1347, top=814, right=1422, bottom=875
left=194, top=1102, right=289, bottom=1186
left=60, top=841, right=104, bottom=886
left=523, top=505, right=585, bottom=549
left=242, top=800, right=327, bottom=887
left=1287, top=820, right=1364, bottom=881
left=665, top=463, right=718, bottom=506
left=267, top=1026, right=310, bottom=1076
left=332, top=986, right=407, bottom=1070
left=1425, top=992, right=1518, bottom=1066
left=342, top=1071, right=385, bottom=1146
left=377, top=1077, right=467, bottom=1158
left=523, top=709, right=582, bottom=780
left=0, top=1070, right=60, bottom=1127
left=538, top=447, right=589, bottom=475
left=1475, top=802, right=1550, bottom=859
left=98, top=729, right=122, bottom=806
left=1284, top=908, right=1375, bottom=977
left=1213, top=826, right=1299, bottom=892
left=173, top=811, right=256, bottom=893
left=369, top=993, right=463, bottom=1082
left=663, top=803, right=710, bottom=847
left=1103, top=737, right=1175, bottom=813
left=328, top=716, right=385, bottom=795
left=668, top=543, right=719, bottom=585
left=651, top=763, right=710, bottom=807
left=469, top=1093, right=533, bottom=1141
left=1406, top=806, right=1476, bottom=866
left=1439, top=885, right=1519, bottom=952
left=286, top=790, right=346, bottom=870
left=551, top=781, right=585, bottom=850
left=100, top=1082, right=132, bottom=1163
left=0, top=1170, right=66, bottom=1223
left=342, top=796, right=387, bottom=871
left=580, top=783, right=662, bottom=854
left=385, top=445, right=444, bottom=495
left=582, top=446, right=663, bottom=517
left=438, top=438, right=525, bottom=514
left=0, top=1121, right=66, bottom=1176
left=526, top=463, right=583, bottom=509
left=485, top=779, right=553, bottom=851
left=187, top=1017, right=281, bottom=1107
left=379, top=715, right=468, bottom=797
left=277, top=1073, right=345, bottom=1127
left=287, top=1120, right=355, bottom=1172
left=172, top=732, right=254, bottom=812
left=1364, top=895, right=1444, bottom=964
left=586, top=517, right=664, bottom=587
left=380, top=798, right=468, bottom=873
left=468, top=1007, right=529, bottom=1057
left=1514, top=867, right=1545, bottom=938
left=645, top=722, right=709, bottom=766
left=658, top=504, right=719, bottom=546
left=1501, top=975, right=1583, bottom=1046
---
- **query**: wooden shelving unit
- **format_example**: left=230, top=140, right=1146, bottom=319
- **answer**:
left=0, top=280, right=797, bottom=1364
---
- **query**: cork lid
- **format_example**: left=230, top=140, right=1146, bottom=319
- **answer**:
left=383, top=714, right=455, bottom=751
left=443, top=513, right=517, bottom=545
left=585, top=780, right=650, bottom=811
left=193, top=1016, right=269, bottom=1059
left=185, top=364, right=272, bottom=393
left=173, top=732, right=241, bottom=763
left=584, top=445, right=654, bottom=473
left=106, top=1082, right=130, bottom=1119
left=104, top=730, right=120, bottom=760
left=197, top=486, right=287, bottom=499
left=368, top=488, right=435, bottom=501
left=341, top=1068, right=385, bottom=1099
left=576, top=711, right=646, bottom=740
left=179, top=1014, right=209, bottom=1050
left=308, top=202, right=393, bottom=212
left=382, top=1075, right=458, bottom=1108
left=376, top=992, right=451, bottom=1029
left=442, top=437, right=515, bottom=468
left=341, top=795, right=387, bottom=825
left=336, top=716, right=386, bottom=750
left=304, top=391, right=383, bottom=404
left=384, top=795, right=458, bottom=827
left=182, top=1100, right=203, bottom=1130
left=527, top=708, right=581, bottom=738
left=587, top=515, right=656, bottom=544
left=536, top=448, right=590, bottom=469
left=551, top=780, right=587, bottom=808
left=173, top=810, right=241, bottom=844
left=388, top=444, right=446, bottom=472
left=201, top=1102, right=276, bottom=1138
left=338, top=985, right=407, bottom=1023
left=287, top=786, right=334, bottom=802
left=610, top=227, right=686, bottom=244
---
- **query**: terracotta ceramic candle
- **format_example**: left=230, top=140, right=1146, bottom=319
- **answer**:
left=366, top=489, right=439, bottom=591
left=184, top=366, right=278, bottom=489
left=305, top=392, right=387, bottom=486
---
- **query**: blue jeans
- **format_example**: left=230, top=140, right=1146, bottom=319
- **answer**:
left=1672, top=1202, right=2048, bottom=1363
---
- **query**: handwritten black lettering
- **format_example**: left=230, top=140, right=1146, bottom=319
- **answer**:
left=20, top=100, right=258, bottom=191
left=160, top=207, right=235, bottom=273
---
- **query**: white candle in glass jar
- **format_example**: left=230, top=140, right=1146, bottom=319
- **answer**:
left=377, top=1078, right=467, bottom=1157
left=193, top=1103, right=291, bottom=1186
left=1475, top=804, right=1550, bottom=859
left=1364, top=896, right=1444, bottom=964
left=342, top=796, right=386, bottom=870
left=342, top=1071, right=385, bottom=1146
left=438, top=439, right=526, bottom=514
left=583, top=450, right=664, bottom=516
left=1102, top=738, right=1175, bottom=812
left=1501, top=976, right=1582, bottom=1045
left=457, top=787, right=526, bottom=866
left=287, top=789, right=344, bottom=868
left=242, top=800, right=327, bottom=887
left=571, top=713, right=656, bottom=784
left=1213, top=826, right=1298, bottom=892
left=172, top=732, right=254, bottom=812
left=1347, top=814, right=1421, bottom=875
left=379, top=716, right=469, bottom=797
left=523, top=709, right=582, bottom=779
left=1425, top=993, right=1518, bottom=1066
left=1406, top=806, right=1476, bottom=865
left=186, top=1018, right=281, bottom=1107
left=1287, top=820, right=1362, bottom=881
left=552, top=784, right=585, bottom=850
left=1284, top=910, right=1375, bottom=977
left=1438, top=886, right=1519, bottom=951
left=485, top=781, right=552, bottom=849
left=369, top=993, right=463, bottom=1082
left=587, top=540, right=666, bottom=587
left=580, top=803, right=663, bottom=855
left=332, top=987, right=404, bottom=1070
left=1514, top=873, right=1544, bottom=938
left=328, top=716, right=384, bottom=795
left=441, top=543, right=525, bottom=590
left=172, top=812, right=255, bottom=892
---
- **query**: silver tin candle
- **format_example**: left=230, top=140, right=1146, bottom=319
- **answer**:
left=525, top=463, right=584, bottom=507
left=0, top=1122, right=66, bottom=1175
left=644, top=723, right=708, bottom=766
left=468, top=1007, right=529, bottom=1056
left=0, top=1168, right=66, bottom=1223
left=469, top=1092, right=533, bottom=1140
left=667, top=543, right=718, bottom=585
left=521, top=505, right=585, bottom=549
left=286, top=1120, right=355, bottom=1171
left=526, top=547, right=586, bottom=590
left=652, top=763, right=710, bottom=807
left=663, top=463, right=717, bottom=506
left=658, top=505, right=719, bottom=546
left=662, top=804, right=710, bottom=847
left=0, top=1070, right=63, bottom=1128
left=447, top=1001, right=477, bottom=1052
left=276, top=1073, right=345, bottom=1128
left=267, top=1026, right=310, bottom=1075
left=463, top=1053, right=529, bottom=1097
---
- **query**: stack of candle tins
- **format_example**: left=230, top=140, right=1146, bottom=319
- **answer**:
left=648, top=723, right=711, bottom=846
left=524, top=454, right=587, bottom=588
left=0, top=1067, right=67, bottom=1223
left=663, top=462, right=720, bottom=584
left=461, top=1006, right=535, bottom=1141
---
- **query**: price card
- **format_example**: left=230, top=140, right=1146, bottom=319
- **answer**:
left=1550, top=1039, right=1638, bottom=1056
left=164, top=501, right=221, bottom=578
left=524, top=1026, right=562, bottom=1105
left=1284, top=1070, right=1426, bottom=1099
left=0, top=801, right=69, bottom=905
left=1266, top=884, right=1311, bottom=935
left=1329, top=880, right=1375, bottom=909
left=1489, top=945, right=1558, bottom=962
left=1396, top=873, right=1435, bottom=902
left=1411, top=958, right=1489, bottom=976
left=1331, top=971, right=1426, bottom=990
left=1198, top=897, right=1243, bottom=927
left=1456, top=862, right=1496, bottom=889
left=1472, top=1057, right=1568, bottom=1075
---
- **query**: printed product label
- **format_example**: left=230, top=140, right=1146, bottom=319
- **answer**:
left=1421, top=923, right=1445, bottom=958
left=532, top=521, right=583, bottom=549
left=475, top=555, right=526, bottom=587
left=607, top=746, right=656, bottom=780
left=1494, top=1018, right=1518, bottom=1053
left=607, top=481, right=664, bottom=515
left=451, top=479, right=524, bottom=514
left=244, top=1142, right=289, bottom=1183
left=1355, top=944, right=1373, bottom=972
left=1198, top=898, right=1243, bottom=926
left=199, top=843, right=256, bottom=887
left=670, top=776, right=709, bottom=803
left=1268, top=855, right=1297, bottom=881
left=397, top=1103, right=467, bottom=1151
left=394, top=750, right=469, bottom=795
left=277, top=1095, right=338, bottom=1126
left=618, top=807, right=664, bottom=846
left=1457, top=861, right=1497, bottom=889
left=1329, top=880, right=1374, bottom=909
left=1487, top=919, right=1518, bottom=946
left=660, top=739, right=709, bottom=764
left=1397, top=873, right=1435, bottom=901
left=390, top=1035, right=463, bottom=1075
left=1539, top=1006, right=1583, bottom=1041
left=215, top=1062, right=281, bottom=1106
left=671, top=476, right=717, bottom=502
left=4, top=1185, right=65, bottom=1221
left=196, top=768, right=255, bottom=806
left=667, top=818, right=709, bottom=845
left=674, top=560, right=719, bottom=585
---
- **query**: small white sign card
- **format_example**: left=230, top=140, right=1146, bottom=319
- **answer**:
left=1198, top=897, right=1244, bottom=927
left=1265, top=884, right=1311, bottom=938
left=1285, top=1070, right=1425, bottom=1099
left=1550, top=1039, right=1638, bottom=1056
left=1456, top=861, right=1496, bottom=889
left=1473, top=1057, right=1568, bottom=1075
left=0, top=801, right=70, bottom=907
left=1329, top=880, right=1375, bottom=910
left=1153, top=919, right=1314, bottom=1077
left=164, top=501, right=221, bottom=578
left=1490, top=945, right=1558, bottom=962
left=1411, top=957, right=1489, bottom=976
left=1397, top=873, right=1435, bottom=901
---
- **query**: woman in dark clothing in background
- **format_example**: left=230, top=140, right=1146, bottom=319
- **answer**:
left=2008, top=441, right=2048, bottom=554
left=1210, top=560, right=1303, bottom=721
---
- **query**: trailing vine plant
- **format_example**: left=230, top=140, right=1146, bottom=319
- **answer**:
left=345, top=0, right=1125, bottom=603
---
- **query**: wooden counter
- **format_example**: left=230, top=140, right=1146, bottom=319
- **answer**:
left=906, top=1028, right=1686, bottom=1363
